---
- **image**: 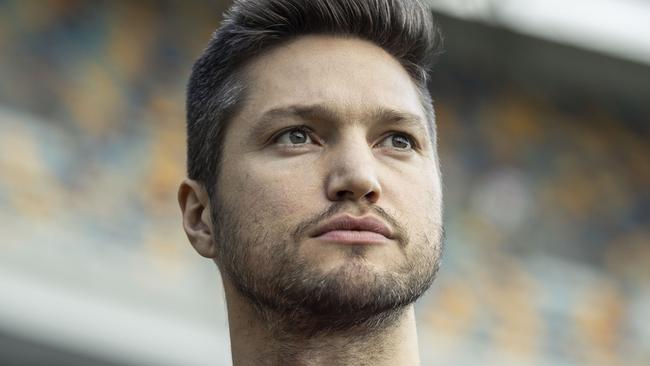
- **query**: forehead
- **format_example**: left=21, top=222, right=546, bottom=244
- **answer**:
left=236, top=35, right=426, bottom=127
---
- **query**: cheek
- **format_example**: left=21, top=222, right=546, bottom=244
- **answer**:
left=387, top=166, right=442, bottom=226
left=222, top=160, right=323, bottom=222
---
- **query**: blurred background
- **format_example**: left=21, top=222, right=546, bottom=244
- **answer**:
left=0, top=0, right=648, bottom=365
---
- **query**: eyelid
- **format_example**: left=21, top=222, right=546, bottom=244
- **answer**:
left=270, top=125, right=318, bottom=144
left=268, top=126, right=420, bottom=151
left=376, top=131, right=420, bottom=150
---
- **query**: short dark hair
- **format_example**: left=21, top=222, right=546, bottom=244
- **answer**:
left=186, top=0, right=442, bottom=195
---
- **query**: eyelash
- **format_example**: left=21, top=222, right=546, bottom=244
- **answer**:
left=379, top=131, right=419, bottom=151
left=271, top=126, right=419, bottom=151
left=271, top=125, right=316, bottom=144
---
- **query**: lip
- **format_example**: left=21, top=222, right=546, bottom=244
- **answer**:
left=310, top=214, right=394, bottom=244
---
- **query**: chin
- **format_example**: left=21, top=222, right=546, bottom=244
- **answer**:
left=324, top=257, right=399, bottom=291
left=307, top=244, right=399, bottom=278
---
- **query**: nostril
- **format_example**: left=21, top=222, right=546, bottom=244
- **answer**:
left=336, top=190, right=354, bottom=200
left=364, top=190, right=379, bottom=202
left=327, top=172, right=382, bottom=203
left=335, top=189, right=379, bottom=203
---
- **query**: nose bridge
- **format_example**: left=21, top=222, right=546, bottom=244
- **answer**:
left=325, top=129, right=381, bottom=202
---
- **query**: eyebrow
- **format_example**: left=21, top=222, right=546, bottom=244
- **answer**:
left=248, top=103, right=430, bottom=143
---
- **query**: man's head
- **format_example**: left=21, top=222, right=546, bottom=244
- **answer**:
left=180, top=0, right=444, bottom=335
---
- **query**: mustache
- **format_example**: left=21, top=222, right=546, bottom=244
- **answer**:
left=291, top=202, right=409, bottom=246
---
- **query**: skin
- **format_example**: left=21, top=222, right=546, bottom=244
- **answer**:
left=179, top=35, right=443, bottom=365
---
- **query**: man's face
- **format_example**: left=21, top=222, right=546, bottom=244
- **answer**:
left=212, top=35, right=443, bottom=331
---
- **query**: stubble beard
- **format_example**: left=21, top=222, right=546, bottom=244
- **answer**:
left=211, top=199, right=443, bottom=338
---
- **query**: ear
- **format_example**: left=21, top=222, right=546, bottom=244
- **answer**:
left=178, top=178, right=217, bottom=258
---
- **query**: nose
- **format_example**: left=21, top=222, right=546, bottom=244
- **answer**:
left=325, top=138, right=382, bottom=204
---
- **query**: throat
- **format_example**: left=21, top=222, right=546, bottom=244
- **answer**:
left=225, top=282, right=420, bottom=366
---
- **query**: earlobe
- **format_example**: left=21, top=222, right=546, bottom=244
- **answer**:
left=178, top=179, right=218, bottom=258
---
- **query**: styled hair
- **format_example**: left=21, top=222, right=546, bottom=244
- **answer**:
left=186, top=0, right=442, bottom=194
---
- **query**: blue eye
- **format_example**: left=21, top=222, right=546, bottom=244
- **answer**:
left=275, top=128, right=313, bottom=145
left=379, top=133, right=415, bottom=150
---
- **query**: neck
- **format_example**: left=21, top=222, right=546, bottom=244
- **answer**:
left=222, top=280, right=421, bottom=366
